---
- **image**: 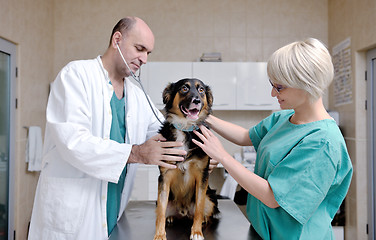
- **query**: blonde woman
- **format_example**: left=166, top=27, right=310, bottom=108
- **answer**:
left=193, top=38, right=353, bottom=239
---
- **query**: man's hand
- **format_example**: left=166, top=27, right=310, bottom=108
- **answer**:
left=129, top=134, right=186, bottom=169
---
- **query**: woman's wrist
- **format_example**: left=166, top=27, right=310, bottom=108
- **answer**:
left=220, top=151, right=233, bottom=166
left=205, top=115, right=216, bottom=128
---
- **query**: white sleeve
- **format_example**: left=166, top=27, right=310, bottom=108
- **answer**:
left=46, top=63, right=129, bottom=183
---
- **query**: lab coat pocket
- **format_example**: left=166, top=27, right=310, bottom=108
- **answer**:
left=40, top=176, right=91, bottom=234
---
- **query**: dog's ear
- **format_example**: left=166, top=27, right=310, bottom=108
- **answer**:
left=162, top=82, right=174, bottom=105
left=205, top=85, right=214, bottom=109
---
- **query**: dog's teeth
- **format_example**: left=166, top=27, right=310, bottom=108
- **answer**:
left=166, top=216, right=174, bottom=224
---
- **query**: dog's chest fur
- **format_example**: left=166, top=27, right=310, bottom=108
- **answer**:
left=174, top=130, right=191, bottom=172
left=174, top=130, right=189, bottom=153
left=159, top=120, right=208, bottom=170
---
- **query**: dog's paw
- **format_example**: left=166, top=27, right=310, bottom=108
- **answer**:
left=190, top=232, right=204, bottom=240
left=153, top=233, right=167, bottom=240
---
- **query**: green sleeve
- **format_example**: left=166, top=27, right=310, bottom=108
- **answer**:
left=268, top=138, right=336, bottom=224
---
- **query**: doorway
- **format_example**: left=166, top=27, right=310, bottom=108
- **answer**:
left=367, top=48, right=376, bottom=240
left=0, top=37, right=16, bottom=240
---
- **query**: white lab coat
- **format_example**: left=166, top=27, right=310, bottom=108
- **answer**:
left=28, top=56, right=164, bottom=240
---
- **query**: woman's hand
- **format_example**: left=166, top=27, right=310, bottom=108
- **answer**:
left=208, top=159, right=219, bottom=173
left=192, top=125, right=230, bottom=164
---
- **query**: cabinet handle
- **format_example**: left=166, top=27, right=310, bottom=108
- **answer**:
left=244, top=103, right=272, bottom=106
left=213, top=104, right=229, bottom=106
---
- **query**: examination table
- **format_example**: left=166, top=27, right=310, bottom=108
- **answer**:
left=109, top=199, right=261, bottom=240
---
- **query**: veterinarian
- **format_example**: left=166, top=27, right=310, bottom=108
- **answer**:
left=193, top=38, right=353, bottom=239
left=28, top=17, right=188, bottom=240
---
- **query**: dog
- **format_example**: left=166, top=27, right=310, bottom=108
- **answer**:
left=153, top=78, right=219, bottom=240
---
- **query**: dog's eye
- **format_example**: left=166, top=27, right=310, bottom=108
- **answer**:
left=198, top=87, right=205, bottom=93
left=181, top=86, right=189, bottom=93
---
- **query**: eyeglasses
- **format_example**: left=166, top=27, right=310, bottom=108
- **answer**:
left=269, top=79, right=287, bottom=93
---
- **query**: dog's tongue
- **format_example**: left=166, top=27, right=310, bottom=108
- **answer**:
left=181, top=106, right=200, bottom=120
left=187, top=109, right=199, bottom=120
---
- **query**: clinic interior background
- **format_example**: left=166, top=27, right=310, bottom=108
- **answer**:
left=1, top=0, right=376, bottom=239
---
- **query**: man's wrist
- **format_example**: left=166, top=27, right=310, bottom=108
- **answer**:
left=129, top=144, right=140, bottom=163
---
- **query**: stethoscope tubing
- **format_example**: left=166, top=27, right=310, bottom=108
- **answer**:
left=116, top=43, right=164, bottom=125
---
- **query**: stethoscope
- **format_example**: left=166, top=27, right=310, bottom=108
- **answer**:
left=116, top=42, right=164, bottom=125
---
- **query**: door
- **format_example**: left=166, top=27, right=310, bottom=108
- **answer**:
left=0, top=37, right=16, bottom=240
left=367, top=48, right=376, bottom=240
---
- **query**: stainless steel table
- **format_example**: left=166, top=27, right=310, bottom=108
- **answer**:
left=109, top=199, right=262, bottom=240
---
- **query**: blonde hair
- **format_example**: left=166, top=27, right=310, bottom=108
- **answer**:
left=267, top=38, right=334, bottom=102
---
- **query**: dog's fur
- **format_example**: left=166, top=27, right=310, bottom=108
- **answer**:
left=153, top=78, right=219, bottom=240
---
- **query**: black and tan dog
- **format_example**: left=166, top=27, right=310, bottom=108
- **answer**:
left=153, top=78, right=219, bottom=240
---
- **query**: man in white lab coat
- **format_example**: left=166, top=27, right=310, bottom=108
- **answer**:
left=28, top=17, right=187, bottom=240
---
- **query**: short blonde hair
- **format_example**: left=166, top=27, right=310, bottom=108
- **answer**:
left=267, top=38, right=334, bottom=102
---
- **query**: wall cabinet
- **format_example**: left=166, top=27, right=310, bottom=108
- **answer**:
left=143, top=62, right=192, bottom=109
left=236, top=62, right=279, bottom=110
left=139, top=62, right=280, bottom=111
left=130, top=165, right=159, bottom=201
left=192, top=62, right=237, bottom=110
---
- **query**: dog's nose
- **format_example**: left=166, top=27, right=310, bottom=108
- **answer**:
left=192, top=98, right=201, bottom=105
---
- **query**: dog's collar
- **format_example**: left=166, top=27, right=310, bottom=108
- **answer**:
left=172, top=123, right=200, bottom=132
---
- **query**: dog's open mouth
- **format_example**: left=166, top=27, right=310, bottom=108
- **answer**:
left=180, top=105, right=201, bottom=120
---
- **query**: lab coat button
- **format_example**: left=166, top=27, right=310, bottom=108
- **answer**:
left=102, top=223, right=106, bottom=228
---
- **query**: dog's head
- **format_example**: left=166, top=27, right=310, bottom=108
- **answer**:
left=162, top=78, right=213, bottom=126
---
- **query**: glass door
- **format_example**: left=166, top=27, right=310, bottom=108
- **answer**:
left=367, top=48, right=376, bottom=240
left=0, top=38, right=16, bottom=240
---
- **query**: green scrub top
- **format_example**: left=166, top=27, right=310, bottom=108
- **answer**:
left=247, top=110, right=352, bottom=240
left=107, top=91, right=127, bottom=236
